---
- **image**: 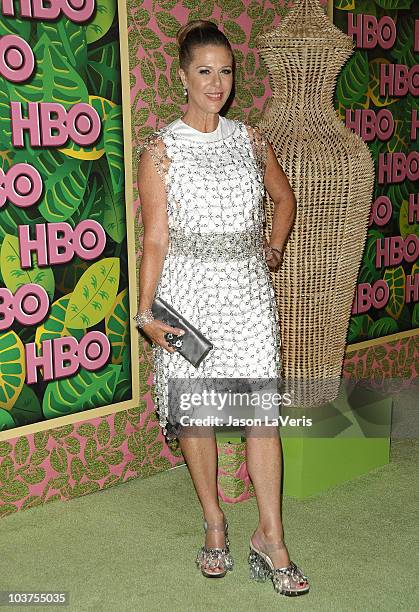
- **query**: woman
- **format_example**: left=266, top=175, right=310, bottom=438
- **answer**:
left=135, top=19, right=309, bottom=597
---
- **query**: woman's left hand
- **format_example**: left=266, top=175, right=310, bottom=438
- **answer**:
left=263, top=238, right=283, bottom=270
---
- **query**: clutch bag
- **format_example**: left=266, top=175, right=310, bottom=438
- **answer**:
left=151, top=296, right=214, bottom=368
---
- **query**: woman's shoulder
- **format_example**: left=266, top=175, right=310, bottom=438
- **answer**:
left=136, top=123, right=172, bottom=160
left=242, top=122, right=271, bottom=154
left=241, top=120, right=267, bottom=137
left=222, top=115, right=239, bottom=126
left=216, top=116, right=269, bottom=144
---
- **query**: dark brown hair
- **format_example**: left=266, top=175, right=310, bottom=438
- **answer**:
left=176, top=19, right=234, bottom=71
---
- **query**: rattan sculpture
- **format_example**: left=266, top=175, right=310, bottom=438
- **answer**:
left=255, top=0, right=375, bottom=407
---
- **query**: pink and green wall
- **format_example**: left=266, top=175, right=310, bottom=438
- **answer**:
left=0, top=0, right=417, bottom=517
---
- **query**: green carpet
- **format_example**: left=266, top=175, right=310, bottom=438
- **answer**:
left=0, top=437, right=417, bottom=611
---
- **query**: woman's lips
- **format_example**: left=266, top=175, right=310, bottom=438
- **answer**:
left=206, top=93, right=223, bottom=100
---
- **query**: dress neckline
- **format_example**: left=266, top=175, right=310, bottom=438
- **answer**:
left=179, top=116, right=221, bottom=134
left=168, top=115, right=237, bottom=143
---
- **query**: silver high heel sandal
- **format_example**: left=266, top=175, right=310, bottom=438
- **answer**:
left=195, top=517, right=234, bottom=578
left=248, top=538, right=310, bottom=596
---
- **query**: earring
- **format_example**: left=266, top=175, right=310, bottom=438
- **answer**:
left=183, top=86, right=188, bottom=96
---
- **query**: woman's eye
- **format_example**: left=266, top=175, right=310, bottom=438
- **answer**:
left=199, top=69, right=232, bottom=75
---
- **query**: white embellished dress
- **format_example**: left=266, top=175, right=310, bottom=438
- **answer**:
left=138, top=115, right=283, bottom=442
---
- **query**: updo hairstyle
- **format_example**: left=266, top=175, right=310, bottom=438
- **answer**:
left=176, top=19, right=234, bottom=71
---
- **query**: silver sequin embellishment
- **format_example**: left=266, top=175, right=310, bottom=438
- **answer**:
left=169, top=228, right=264, bottom=261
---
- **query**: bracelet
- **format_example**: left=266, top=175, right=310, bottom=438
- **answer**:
left=133, top=308, right=154, bottom=328
left=270, top=246, right=283, bottom=257
left=265, top=245, right=283, bottom=258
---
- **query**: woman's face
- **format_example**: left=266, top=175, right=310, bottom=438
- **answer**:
left=179, top=44, right=234, bottom=114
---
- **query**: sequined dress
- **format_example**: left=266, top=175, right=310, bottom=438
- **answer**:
left=138, top=115, right=283, bottom=442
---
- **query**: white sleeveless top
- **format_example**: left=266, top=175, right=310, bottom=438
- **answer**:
left=166, top=115, right=236, bottom=143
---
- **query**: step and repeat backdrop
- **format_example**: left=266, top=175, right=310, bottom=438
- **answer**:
left=0, top=0, right=416, bottom=438
left=0, top=0, right=138, bottom=437
left=333, top=1, right=418, bottom=343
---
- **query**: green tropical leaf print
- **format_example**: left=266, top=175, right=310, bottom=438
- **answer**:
left=0, top=408, right=15, bottom=431
left=37, top=18, right=87, bottom=73
left=0, top=331, right=25, bottom=411
left=153, top=51, right=167, bottom=71
left=224, top=0, right=245, bottom=18
left=0, top=79, right=11, bottom=150
left=158, top=74, right=170, bottom=101
left=138, top=27, right=162, bottom=49
left=335, top=1, right=355, bottom=10
left=97, top=158, right=125, bottom=244
left=87, top=42, right=121, bottom=103
left=140, top=58, right=156, bottom=87
left=369, top=58, right=398, bottom=108
left=42, top=364, right=121, bottom=418
left=245, top=52, right=256, bottom=75
left=374, top=0, right=412, bottom=9
left=0, top=16, right=30, bottom=37
left=113, top=371, right=131, bottom=403
left=35, top=295, right=85, bottom=351
left=383, top=266, right=406, bottom=319
left=104, top=105, right=124, bottom=194
left=358, top=230, right=385, bottom=285
left=224, top=21, right=247, bottom=44
left=0, top=234, right=55, bottom=301
left=347, top=314, right=373, bottom=342
left=65, top=258, right=120, bottom=329
left=9, top=32, right=88, bottom=108
left=163, top=42, right=178, bottom=57
left=389, top=12, right=416, bottom=68
left=31, top=150, right=91, bottom=223
left=86, top=0, right=117, bottom=44
left=0, top=196, right=44, bottom=242
left=105, top=289, right=129, bottom=364
left=55, top=258, right=89, bottom=296
left=367, top=317, right=399, bottom=339
left=155, top=11, right=182, bottom=37
left=135, top=7, right=151, bottom=26
left=399, top=200, right=419, bottom=239
left=336, top=50, right=370, bottom=109
left=10, top=385, right=42, bottom=427
left=68, top=174, right=102, bottom=230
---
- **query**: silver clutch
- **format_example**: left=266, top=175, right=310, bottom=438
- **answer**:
left=152, top=296, right=214, bottom=368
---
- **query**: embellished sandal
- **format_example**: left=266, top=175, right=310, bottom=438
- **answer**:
left=195, top=517, right=234, bottom=578
left=248, top=539, right=309, bottom=596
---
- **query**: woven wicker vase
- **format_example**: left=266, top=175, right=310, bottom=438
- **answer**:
left=255, top=0, right=375, bottom=407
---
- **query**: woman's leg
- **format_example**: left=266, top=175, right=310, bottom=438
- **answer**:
left=245, top=425, right=291, bottom=568
left=178, top=426, right=226, bottom=574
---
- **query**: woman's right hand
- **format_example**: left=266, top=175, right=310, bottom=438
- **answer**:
left=142, top=319, right=185, bottom=353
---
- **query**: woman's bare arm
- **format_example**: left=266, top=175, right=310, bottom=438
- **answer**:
left=263, top=141, right=297, bottom=268
left=137, top=146, right=169, bottom=312
left=137, top=144, right=184, bottom=351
